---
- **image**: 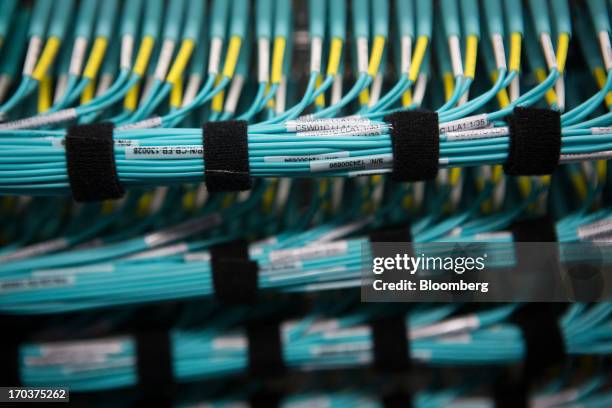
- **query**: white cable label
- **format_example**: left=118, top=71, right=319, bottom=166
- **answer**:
left=128, top=242, right=189, bottom=259
left=591, top=127, right=612, bottom=135
left=286, top=117, right=371, bottom=132
left=33, top=264, right=115, bottom=277
left=144, top=213, right=222, bottom=247
left=0, top=238, right=69, bottom=262
left=125, top=145, right=203, bottom=159
left=48, top=138, right=138, bottom=148
left=577, top=217, right=612, bottom=240
left=560, top=150, right=612, bottom=163
left=348, top=168, right=392, bottom=177
left=445, top=126, right=509, bottom=141
left=268, top=241, right=348, bottom=263
left=183, top=251, right=211, bottom=262
left=264, top=151, right=349, bottom=163
left=0, top=109, right=78, bottom=130
left=310, top=154, right=392, bottom=173
left=439, top=114, right=489, bottom=134
left=299, top=124, right=388, bottom=137
left=0, top=276, right=75, bottom=293
left=116, top=116, right=162, bottom=130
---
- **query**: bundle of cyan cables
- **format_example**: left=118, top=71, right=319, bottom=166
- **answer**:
left=0, top=1, right=612, bottom=407
left=12, top=303, right=612, bottom=391
left=0, top=0, right=610, bottom=195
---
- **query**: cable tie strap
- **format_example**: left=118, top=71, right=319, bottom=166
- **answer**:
left=249, top=392, right=283, bottom=408
left=0, top=316, right=21, bottom=386
left=510, top=304, right=566, bottom=378
left=246, top=319, right=285, bottom=376
left=204, top=120, right=252, bottom=192
left=210, top=240, right=259, bottom=304
left=135, top=331, right=175, bottom=403
left=493, top=375, right=528, bottom=408
left=504, top=107, right=561, bottom=176
left=368, top=224, right=412, bottom=372
left=383, top=392, right=413, bottom=408
left=65, top=123, right=125, bottom=202
left=384, top=110, right=439, bottom=182
left=511, top=215, right=558, bottom=243
left=371, top=315, right=411, bottom=372
left=511, top=216, right=560, bottom=299
left=368, top=223, right=414, bottom=273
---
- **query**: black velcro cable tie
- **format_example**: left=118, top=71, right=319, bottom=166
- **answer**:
left=503, top=107, right=561, bottom=176
left=210, top=239, right=259, bottom=304
left=368, top=223, right=414, bottom=260
left=249, top=392, right=283, bottom=408
left=493, top=374, right=528, bottom=408
left=511, top=215, right=561, bottom=299
left=384, top=110, right=439, bottom=182
left=0, top=342, right=20, bottom=386
left=246, top=319, right=285, bottom=376
left=511, top=215, right=558, bottom=243
left=203, top=120, right=252, bottom=192
left=383, top=392, right=413, bottom=408
left=510, top=304, right=567, bottom=378
left=65, top=122, right=125, bottom=202
left=135, top=331, right=174, bottom=392
left=371, top=316, right=411, bottom=372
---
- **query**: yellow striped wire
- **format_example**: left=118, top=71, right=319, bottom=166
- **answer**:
left=133, top=36, right=155, bottom=76
left=367, top=35, right=386, bottom=77
left=556, top=33, right=570, bottom=74
left=409, top=36, right=429, bottom=82
left=211, top=76, right=225, bottom=112
left=125, top=36, right=156, bottom=110
left=170, top=75, right=183, bottom=108
left=37, top=74, right=52, bottom=112
left=271, top=37, right=286, bottom=84
left=32, top=37, right=61, bottom=81
left=326, top=38, right=343, bottom=76
left=221, top=36, right=242, bottom=79
left=594, top=66, right=612, bottom=107
left=80, top=80, right=95, bottom=104
left=535, top=68, right=558, bottom=106
left=166, top=39, right=195, bottom=85
left=83, top=37, right=108, bottom=79
left=509, top=33, right=522, bottom=72
left=124, top=82, right=140, bottom=111
left=443, top=72, right=454, bottom=101
left=464, top=35, right=478, bottom=79
left=401, top=89, right=412, bottom=107
left=315, top=74, right=325, bottom=107
left=265, top=83, right=275, bottom=109
left=358, top=87, right=370, bottom=105
left=491, top=71, right=510, bottom=108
